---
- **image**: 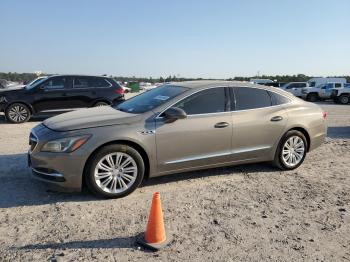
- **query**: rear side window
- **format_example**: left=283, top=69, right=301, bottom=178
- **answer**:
left=175, top=87, right=226, bottom=115
left=335, top=83, right=342, bottom=88
left=233, top=87, right=272, bottom=110
left=42, top=77, right=66, bottom=89
left=73, top=77, right=111, bottom=88
left=268, top=91, right=290, bottom=105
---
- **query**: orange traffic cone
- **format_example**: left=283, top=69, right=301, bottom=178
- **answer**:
left=137, top=192, right=171, bottom=251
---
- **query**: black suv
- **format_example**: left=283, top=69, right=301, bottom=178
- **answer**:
left=0, top=75, right=125, bottom=123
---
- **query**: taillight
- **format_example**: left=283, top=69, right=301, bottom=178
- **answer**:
left=322, top=112, right=327, bottom=119
left=114, top=88, right=124, bottom=94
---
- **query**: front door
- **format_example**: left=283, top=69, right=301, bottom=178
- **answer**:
left=33, top=76, right=69, bottom=112
left=155, top=87, right=232, bottom=174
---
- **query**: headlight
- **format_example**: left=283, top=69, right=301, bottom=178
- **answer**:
left=41, top=135, right=91, bottom=153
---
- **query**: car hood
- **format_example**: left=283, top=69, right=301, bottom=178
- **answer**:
left=0, top=87, right=26, bottom=94
left=43, top=106, right=142, bottom=132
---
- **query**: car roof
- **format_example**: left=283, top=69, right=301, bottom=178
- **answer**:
left=47, top=74, right=111, bottom=78
left=169, top=80, right=296, bottom=99
left=169, top=80, right=279, bottom=90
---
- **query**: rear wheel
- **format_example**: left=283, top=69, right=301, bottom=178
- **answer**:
left=306, top=93, right=318, bottom=102
left=5, top=103, right=31, bottom=123
left=273, top=130, right=307, bottom=170
left=85, top=144, right=145, bottom=198
left=339, top=95, right=349, bottom=105
left=93, top=101, right=109, bottom=107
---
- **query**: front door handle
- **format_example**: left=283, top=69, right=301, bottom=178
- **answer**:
left=214, top=122, right=229, bottom=128
left=271, top=116, right=283, bottom=122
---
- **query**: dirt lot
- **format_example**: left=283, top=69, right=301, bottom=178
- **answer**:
left=0, top=101, right=349, bottom=261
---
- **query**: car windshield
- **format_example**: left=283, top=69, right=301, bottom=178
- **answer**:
left=25, top=77, right=48, bottom=89
left=115, top=85, right=188, bottom=114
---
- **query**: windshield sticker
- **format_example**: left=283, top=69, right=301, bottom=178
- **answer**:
left=154, top=95, right=170, bottom=101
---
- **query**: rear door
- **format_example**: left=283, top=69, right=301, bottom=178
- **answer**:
left=32, top=76, right=69, bottom=112
left=155, top=87, right=233, bottom=173
left=229, top=87, right=288, bottom=161
left=67, top=76, right=113, bottom=107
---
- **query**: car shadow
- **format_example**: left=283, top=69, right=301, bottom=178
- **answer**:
left=327, top=126, right=350, bottom=139
left=14, top=234, right=144, bottom=251
left=142, top=162, right=275, bottom=188
left=0, top=152, right=276, bottom=209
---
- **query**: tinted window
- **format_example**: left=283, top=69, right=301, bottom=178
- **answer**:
left=335, top=83, right=342, bottom=88
left=286, top=83, right=296, bottom=89
left=73, top=77, right=111, bottom=88
left=174, top=87, right=226, bottom=115
left=42, top=77, right=66, bottom=89
left=234, top=87, right=272, bottom=110
left=268, top=91, right=290, bottom=105
left=116, top=85, right=188, bottom=114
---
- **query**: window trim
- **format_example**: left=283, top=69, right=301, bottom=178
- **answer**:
left=231, top=86, right=292, bottom=112
left=156, top=85, right=292, bottom=118
left=72, top=77, right=113, bottom=89
left=156, top=86, right=229, bottom=118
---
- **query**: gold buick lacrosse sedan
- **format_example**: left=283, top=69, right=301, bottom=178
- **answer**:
left=29, top=81, right=327, bottom=198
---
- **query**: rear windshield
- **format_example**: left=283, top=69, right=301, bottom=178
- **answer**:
left=115, top=85, right=188, bottom=114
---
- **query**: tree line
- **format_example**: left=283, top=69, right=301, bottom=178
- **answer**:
left=1, top=72, right=349, bottom=84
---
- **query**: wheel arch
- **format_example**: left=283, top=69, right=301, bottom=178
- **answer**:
left=5, top=101, right=35, bottom=114
left=286, top=126, right=311, bottom=152
left=82, top=139, right=150, bottom=189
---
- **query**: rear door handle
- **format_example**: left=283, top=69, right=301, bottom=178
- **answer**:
left=214, top=122, right=229, bottom=128
left=271, top=116, right=283, bottom=122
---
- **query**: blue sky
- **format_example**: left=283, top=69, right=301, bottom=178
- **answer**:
left=0, top=0, right=349, bottom=78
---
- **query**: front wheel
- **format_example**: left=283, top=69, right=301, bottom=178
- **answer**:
left=273, top=130, right=307, bottom=170
left=85, top=144, right=145, bottom=198
left=5, top=103, right=31, bottom=123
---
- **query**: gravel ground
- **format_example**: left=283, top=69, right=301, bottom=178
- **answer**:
left=0, top=101, right=349, bottom=261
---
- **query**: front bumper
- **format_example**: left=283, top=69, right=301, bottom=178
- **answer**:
left=28, top=124, right=89, bottom=192
left=28, top=152, right=85, bottom=192
left=0, top=103, right=6, bottom=112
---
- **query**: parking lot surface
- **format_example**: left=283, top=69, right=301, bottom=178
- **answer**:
left=0, top=101, right=349, bottom=261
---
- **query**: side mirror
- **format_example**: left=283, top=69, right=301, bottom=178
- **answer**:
left=163, top=107, right=187, bottom=123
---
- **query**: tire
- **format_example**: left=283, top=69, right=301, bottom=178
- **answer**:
left=5, top=103, right=31, bottom=123
left=93, top=101, right=109, bottom=107
left=339, top=95, right=349, bottom=105
left=85, top=144, right=145, bottom=198
left=273, top=130, right=307, bottom=170
left=306, top=93, right=318, bottom=102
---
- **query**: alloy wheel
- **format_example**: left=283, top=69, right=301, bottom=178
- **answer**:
left=8, top=105, right=29, bottom=123
left=94, top=152, right=138, bottom=194
left=281, top=136, right=305, bottom=168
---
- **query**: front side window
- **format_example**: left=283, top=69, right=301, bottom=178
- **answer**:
left=42, top=77, right=66, bottom=89
left=234, top=87, right=272, bottom=110
left=116, top=85, right=188, bottom=114
left=174, top=87, right=226, bottom=115
left=335, top=83, right=342, bottom=88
